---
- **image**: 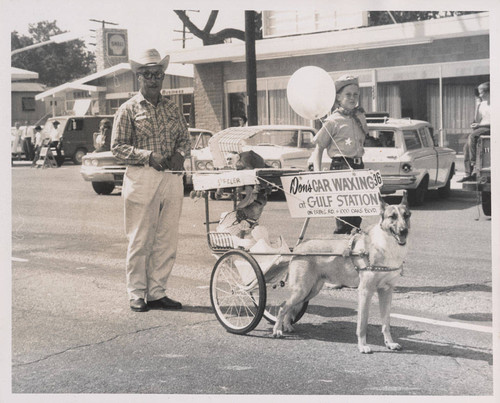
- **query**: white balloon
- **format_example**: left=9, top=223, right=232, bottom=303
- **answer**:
left=287, top=66, right=336, bottom=120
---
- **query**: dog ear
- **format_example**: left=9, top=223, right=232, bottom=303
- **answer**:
left=378, top=192, right=388, bottom=213
left=400, top=190, right=409, bottom=208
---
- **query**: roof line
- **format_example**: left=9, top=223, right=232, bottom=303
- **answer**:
left=168, top=12, right=489, bottom=64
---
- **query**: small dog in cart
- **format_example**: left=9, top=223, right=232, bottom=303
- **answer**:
left=273, top=192, right=411, bottom=354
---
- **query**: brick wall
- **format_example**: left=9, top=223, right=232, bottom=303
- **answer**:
left=194, top=64, right=225, bottom=132
left=223, top=35, right=490, bottom=80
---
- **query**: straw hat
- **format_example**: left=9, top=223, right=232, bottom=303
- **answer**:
left=129, top=48, right=170, bottom=73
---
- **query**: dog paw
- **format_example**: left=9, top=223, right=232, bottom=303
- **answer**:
left=358, top=345, right=373, bottom=354
left=272, top=330, right=284, bottom=338
left=385, top=341, right=402, bottom=351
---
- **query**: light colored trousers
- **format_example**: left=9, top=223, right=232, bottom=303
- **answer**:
left=122, top=166, right=184, bottom=301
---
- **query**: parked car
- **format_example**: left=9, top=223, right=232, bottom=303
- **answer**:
left=307, top=114, right=456, bottom=206
left=193, top=125, right=318, bottom=171
left=461, top=134, right=491, bottom=216
left=80, top=128, right=213, bottom=195
left=43, top=115, right=115, bottom=165
left=191, top=125, right=318, bottom=198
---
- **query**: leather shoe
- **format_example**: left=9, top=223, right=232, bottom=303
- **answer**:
left=147, top=296, right=182, bottom=310
left=457, top=174, right=476, bottom=183
left=130, top=298, right=148, bottom=312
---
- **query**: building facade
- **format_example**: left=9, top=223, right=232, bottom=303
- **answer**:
left=11, top=67, right=51, bottom=126
left=36, top=27, right=195, bottom=125
left=168, top=12, right=490, bottom=152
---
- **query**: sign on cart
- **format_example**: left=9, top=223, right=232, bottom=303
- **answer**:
left=281, top=170, right=383, bottom=218
left=192, top=170, right=260, bottom=191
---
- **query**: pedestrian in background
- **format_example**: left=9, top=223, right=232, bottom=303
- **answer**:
left=49, top=120, right=63, bottom=166
left=93, top=118, right=112, bottom=152
left=238, top=115, right=247, bottom=127
left=11, top=121, right=23, bottom=157
left=111, top=48, right=191, bottom=312
left=459, top=82, right=490, bottom=182
left=311, top=74, right=369, bottom=234
left=31, top=125, right=44, bottom=166
left=21, top=121, right=35, bottom=161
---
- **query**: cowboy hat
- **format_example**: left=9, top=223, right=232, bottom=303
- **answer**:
left=129, top=48, right=170, bottom=73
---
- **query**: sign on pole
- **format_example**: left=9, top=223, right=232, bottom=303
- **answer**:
left=280, top=170, right=383, bottom=218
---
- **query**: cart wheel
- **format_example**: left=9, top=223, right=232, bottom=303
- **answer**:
left=263, top=272, right=308, bottom=325
left=210, top=250, right=266, bottom=334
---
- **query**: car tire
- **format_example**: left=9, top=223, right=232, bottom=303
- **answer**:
left=481, top=191, right=491, bottom=216
left=72, top=149, right=87, bottom=165
left=408, top=176, right=428, bottom=206
left=438, top=168, right=453, bottom=199
left=92, top=181, right=115, bottom=195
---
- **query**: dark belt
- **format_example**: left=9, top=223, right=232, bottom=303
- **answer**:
left=331, top=156, right=363, bottom=165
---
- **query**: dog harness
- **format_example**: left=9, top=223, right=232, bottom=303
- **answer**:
left=235, top=209, right=259, bottom=227
left=344, top=232, right=404, bottom=274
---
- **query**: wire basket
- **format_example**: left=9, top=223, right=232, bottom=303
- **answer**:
left=208, top=232, right=235, bottom=251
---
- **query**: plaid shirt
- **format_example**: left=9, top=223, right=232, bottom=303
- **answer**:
left=111, top=92, right=191, bottom=165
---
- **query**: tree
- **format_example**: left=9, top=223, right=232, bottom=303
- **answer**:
left=11, top=21, right=95, bottom=87
left=368, top=11, right=481, bottom=26
left=174, top=10, right=261, bottom=45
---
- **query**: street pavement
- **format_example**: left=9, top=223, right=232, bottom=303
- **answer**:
left=5, top=157, right=497, bottom=402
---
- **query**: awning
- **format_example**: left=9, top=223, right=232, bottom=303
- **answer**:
left=72, top=99, right=91, bottom=116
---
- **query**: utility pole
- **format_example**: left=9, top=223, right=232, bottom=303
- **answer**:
left=173, top=10, right=198, bottom=48
left=173, top=25, right=192, bottom=48
left=245, top=10, right=258, bottom=126
left=89, top=19, right=119, bottom=29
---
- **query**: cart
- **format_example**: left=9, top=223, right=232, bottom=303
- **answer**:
left=193, top=167, right=384, bottom=335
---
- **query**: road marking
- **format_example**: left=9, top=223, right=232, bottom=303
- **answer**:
left=391, top=313, right=492, bottom=333
left=12, top=257, right=29, bottom=262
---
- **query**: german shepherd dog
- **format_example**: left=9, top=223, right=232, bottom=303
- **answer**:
left=273, top=192, right=411, bottom=354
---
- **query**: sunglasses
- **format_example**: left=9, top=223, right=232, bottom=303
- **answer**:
left=138, top=71, right=165, bottom=80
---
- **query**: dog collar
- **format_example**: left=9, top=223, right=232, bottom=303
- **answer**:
left=356, top=265, right=403, bottom=272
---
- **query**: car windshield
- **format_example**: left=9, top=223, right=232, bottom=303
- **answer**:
left=365, top=130, right=396, bottom=148
left=245, top=130, right=300, bottom=147
left=190, top=132, right=211, bottom=149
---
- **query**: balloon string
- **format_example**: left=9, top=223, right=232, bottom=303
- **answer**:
left=319, top=117, right=354, bottom=171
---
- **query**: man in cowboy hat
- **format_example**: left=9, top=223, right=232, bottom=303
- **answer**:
left=111, top=48, right=191, bottom=312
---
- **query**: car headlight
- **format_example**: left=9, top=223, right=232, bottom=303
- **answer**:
left=401, top=163, right=412, bottom=173
left=195, top=160, right=215, bottom=170
left=266, top=160, right=281, bottom=168
left=91, top=159, right=99, bottom=167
